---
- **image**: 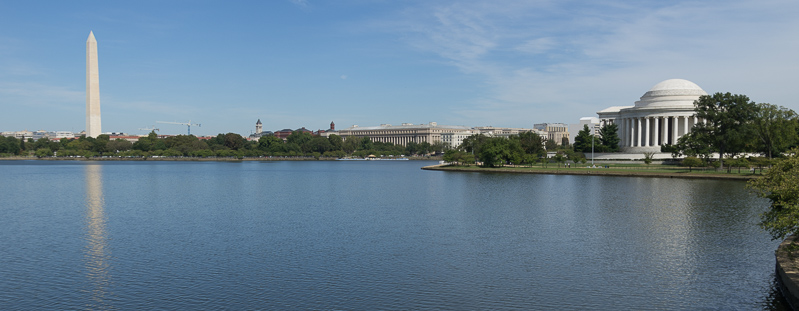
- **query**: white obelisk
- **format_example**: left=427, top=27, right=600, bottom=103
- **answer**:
left=86, top=31, right=102, bottom=138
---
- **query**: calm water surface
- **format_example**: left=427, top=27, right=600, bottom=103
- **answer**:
left=0, top=160, right=788, bottom=310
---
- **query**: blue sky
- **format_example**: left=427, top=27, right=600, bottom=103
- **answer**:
left=1, top=0, right=797, bottom=136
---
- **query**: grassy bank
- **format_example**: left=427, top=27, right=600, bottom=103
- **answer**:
left=423, top=163, right=760, bottom=180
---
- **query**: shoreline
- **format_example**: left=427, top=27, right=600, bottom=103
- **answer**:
left=776, top=236, right=799, bottom=310
left=0, top=156, right=441, bottom=162
left=422, top=164, right=757, bottom=181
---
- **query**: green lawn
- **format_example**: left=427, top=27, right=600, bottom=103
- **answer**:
left=438, top=162, right=763, bottom=178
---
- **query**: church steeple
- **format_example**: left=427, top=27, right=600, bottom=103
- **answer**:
left=255, top=119, right=263, bottom=134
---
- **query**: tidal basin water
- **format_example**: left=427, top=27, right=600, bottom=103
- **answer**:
left=0, top=160, right=788, bottom=310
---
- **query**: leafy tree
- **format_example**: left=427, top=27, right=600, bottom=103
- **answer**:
left=107, top=139, right=133, bottom=152
left=643, top=152, right=655, bottom=165
left=35, top=148, right=51, bottom=158
left=749, top=157, right=773, bottom=174
left=418, top=141, right=431, bottom=155
left=342, top=136, right=360, bottom=154
left=544, top=139, right=558, bottom=151
left=682, top=156, right=703, bottom=172
left=459, top=134, right=489, bottom=156
left=133, top=131, right=165, bottom=152
left=691, top=92, right=758, bottom=169
left=516, top=131, right=546, bottom=158
left=573, top=125, right=597, bottom=153
left=430, top=141, right=447, bottom=154
left=258, top=135, right=284, bottom=152
left=164, top=135, right=208, bottom=155
left=223, top=133, right=246, bottom=150
left=443, top=149, right=460, bottom=163
left=478, top=137, right=510, bottom=167
left=308, top=136, right=332, bottom=153
left=0, top=136, right=21, bottom=155
left=661, top=143, right=681, bottom=159
left=748, top=149, right=799, bottom=240
left=553, top=152, right=566, bottom=168
left=599, top=123, right=620, bottom=152
left=328, top=134, right=343, bottom=151
left=360, top=137, right=374, bottom=151
left=752, top=103, right=798, bottom=159
left=725, top=156, right=750, bottom=174
left=91, top=135, right=110, bottom=154
left=674, top=131, right=712, bottom=161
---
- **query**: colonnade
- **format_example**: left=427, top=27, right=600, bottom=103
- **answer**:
left=340, top=134, right=428, bottom=146
left=614, top=115, right=700, bottom=148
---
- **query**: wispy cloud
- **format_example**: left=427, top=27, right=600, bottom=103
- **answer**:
left=373, top=0, right=799, bottom=123
left=290, top=0, right=309, bottom=8
left=0, top=82, right=83, bottom=108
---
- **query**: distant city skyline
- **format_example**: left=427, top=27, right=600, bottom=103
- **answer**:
left=1, top=0, right=797, bottom=136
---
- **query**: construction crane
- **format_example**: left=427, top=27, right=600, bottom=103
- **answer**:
left=156, top=120, right=201, bottom=135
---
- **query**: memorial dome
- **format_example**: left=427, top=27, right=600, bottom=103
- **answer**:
left=634, top=78, right=707, bottom=108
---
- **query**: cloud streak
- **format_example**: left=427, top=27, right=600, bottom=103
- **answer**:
left=376, top=0, right=799, bottom=123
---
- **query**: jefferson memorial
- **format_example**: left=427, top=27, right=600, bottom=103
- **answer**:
left=597, top=79, right=707, bottom=153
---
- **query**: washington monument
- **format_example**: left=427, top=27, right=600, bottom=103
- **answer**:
left=86, top=31, right=101, bottom=138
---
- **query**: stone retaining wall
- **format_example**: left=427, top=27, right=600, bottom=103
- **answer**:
left=776, top=236, right=799, bottom=310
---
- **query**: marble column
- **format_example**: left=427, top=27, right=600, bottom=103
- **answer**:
left=684, top=115, right=689, bottom=136
left=626, top=118, right=631, bottom=147
left=672, top=116, right=679, bottom=144
left=635, top=118, right=641, bottom=147
left=653, top=117, right=660, bottom=147
left=644, top=117, right=650, bottom=147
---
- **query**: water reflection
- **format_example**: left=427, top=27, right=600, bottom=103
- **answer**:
left=84, top=164, right=112, bottom=309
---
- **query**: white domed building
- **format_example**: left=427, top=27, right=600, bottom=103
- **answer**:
left=597, top=79, right=707, bottom=153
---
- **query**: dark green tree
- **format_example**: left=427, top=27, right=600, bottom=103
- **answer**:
left=544, top=139, right=558, bottom=151
left=516, top=131, right=546, bottom=158
left=258, top=135, right=284, bottom=152
left=573, top=125, right=597, bottom=153
left=748, top=149, right=799, bottom=240
left=599, top=123, right=620, bottom=152
left=478, top=137, right=510, bottom=167
left=0, top=136, right=21, bottom=155
left=752, top=103, right=798, bottom=159
left=308, top=136, right=332, bottom=154
left=223, top=133, right=246, bottom=150
left=328, top=134, right=343, bottom=151
left=286, top=131, right=313, bottom=150
left=107, top=139, right=133, bottom=153
left=360, top=137, right=373, bottom=151
left=682, top=156, right=703, bottom=172
left=459, top=134, right=489, bottom=157
left=133, top=131, right=165, bottom=152
left=342, top=136, right=360, bottom=154
left=165, top=135, right=208, bottom=155
left=91, top=135, right=110, bottom=154
left=691, top=92, right=758, bottom=169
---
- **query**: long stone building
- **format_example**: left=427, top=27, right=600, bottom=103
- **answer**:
left=597, top=79, right=707, bottom=153
left=327, top=122, right=472, bottom=146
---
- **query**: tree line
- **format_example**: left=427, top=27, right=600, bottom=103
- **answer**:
left=442, top=123, right=621, bottom=167
left=662, top=93, right=799, bottom=169
left=0, top=131, right=448, bottom=158
left=444, top=92, right=798, bottom=168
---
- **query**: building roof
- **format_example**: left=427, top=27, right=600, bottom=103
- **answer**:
left=646, top=79, right=705, bottom=95
left=341, top=122, right=471, bottom=131
left=633, top=78, right=707, bottom=109
left=597, top=106, right=633, bottom=114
